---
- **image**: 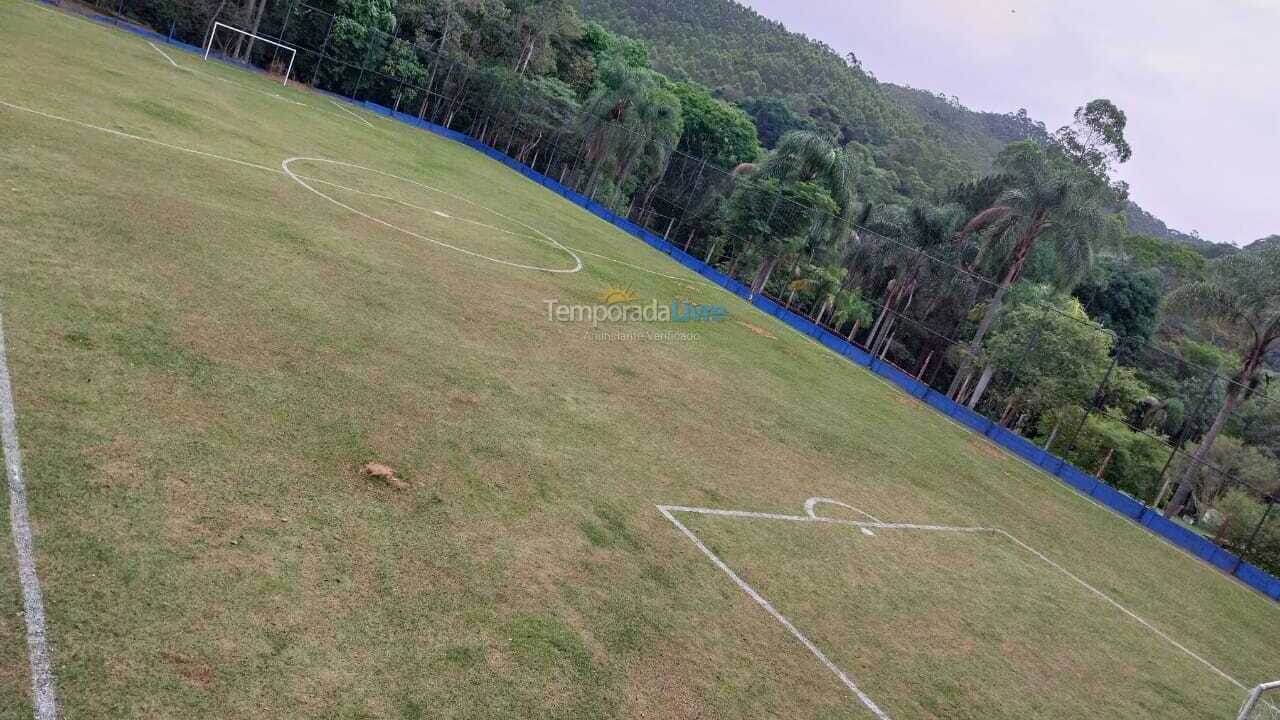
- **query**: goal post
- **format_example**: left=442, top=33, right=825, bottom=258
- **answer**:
left=1238, top=680, right=1280, bottom=720
left=203, top=21, right=297, bottom=86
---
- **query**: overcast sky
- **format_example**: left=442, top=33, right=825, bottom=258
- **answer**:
left=740, top=0, right=1278, bottom=246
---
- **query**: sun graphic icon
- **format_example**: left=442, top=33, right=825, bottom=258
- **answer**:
left=598, top=286, right=639, bottom=305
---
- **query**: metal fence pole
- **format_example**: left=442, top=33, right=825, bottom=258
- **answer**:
left=310, top=13, right=336, bottom=87
left=1235, top=496, right=1276, bottom=572
left=1151, top=373, right=1219, bottom=507
left=270, top=0, right=298, bottom=70
left=1062, top=353, right=1120, bottom=457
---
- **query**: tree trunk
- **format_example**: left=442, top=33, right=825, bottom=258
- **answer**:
left=1164, top=378, right=1249, bottom=518
left=946, top=236, right=1030, bottom=399
left=1043, top=420, right=1060, bottom=451
left=967, top=364, right=996, bottom=409
left=750, top=256, right=780, bottom=298
left=846, top=320, right=860, bottom=342
left=205, top=0, right=230, bottom=51
left=242, top=0, right=269, bottom=62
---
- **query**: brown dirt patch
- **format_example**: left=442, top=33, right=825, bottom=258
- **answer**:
left=968, top=438, right=1008, bottom=461
left=734, top=320, right=776, bottom=340
left=160, top=650, right=214, bottom=689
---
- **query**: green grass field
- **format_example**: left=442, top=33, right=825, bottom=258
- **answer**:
left=0, top=2, right=1277, bottom=717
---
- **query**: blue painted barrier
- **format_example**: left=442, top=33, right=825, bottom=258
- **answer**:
left=58, top=0, right=1278, bottom=601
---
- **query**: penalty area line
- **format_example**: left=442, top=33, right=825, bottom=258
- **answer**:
left=146, top=41, right=178, bottom=68
left=656, top=505, right=892, bottom=719
left=0, top=310, right=58, bottom=720
left=328, top=100, right=376, bottom=129
left=661, top=498, right=1248, bottom=706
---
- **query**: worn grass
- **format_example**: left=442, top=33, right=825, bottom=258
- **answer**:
left=0, top=2, right=1277, bottom=717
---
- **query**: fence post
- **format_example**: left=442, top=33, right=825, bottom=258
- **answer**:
left=1234, top=496, right=1277, bottom=573
left=1061, top=353, right=1120, bottom=457
left=1151, top=373, right=1219, bottom=507
left=981, top=304, right=1051, bottom=420
left=310, top=12, right=336, bottom=87
left=270, top=0, right=297, bottom=70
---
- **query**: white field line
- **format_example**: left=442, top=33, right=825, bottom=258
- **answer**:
left=657, top=505, right=892, bottom=720
left=1, top=96, right=701, bottom=282
left=0, top=310, right=58, bottom=720
left=660, top=497, right=1249, bottom=717
left=328, top=100, right=376, bottom=128
left=296, top=174, right=706, bottom=286
left=146, top=41, right=178, bottom=68
left=805, top=496, right=882, bottom=523
left=282, top=157, right=582, bottom=274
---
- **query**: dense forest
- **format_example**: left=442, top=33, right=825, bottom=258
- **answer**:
left=104, top=0, right=1280, bottom=569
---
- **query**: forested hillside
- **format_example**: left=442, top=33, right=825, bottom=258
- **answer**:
left=574, top=0, right=971, bottom=198
left=1123, top=201, right=1238, bottom=257
left=576, top=0, right=1229, bottom=255
left=880, top=85, right=1051, bottom=174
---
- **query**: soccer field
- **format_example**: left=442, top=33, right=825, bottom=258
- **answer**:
left=0, top=2, right=1277, bottom=718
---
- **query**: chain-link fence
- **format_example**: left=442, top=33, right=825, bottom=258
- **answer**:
left=58, top=0, right=1280, bottom=574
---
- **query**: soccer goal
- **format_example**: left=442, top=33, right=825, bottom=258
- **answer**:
left=1238, top=681, right=1280, bottom=720
left=203, top=21, right=296, bottom=86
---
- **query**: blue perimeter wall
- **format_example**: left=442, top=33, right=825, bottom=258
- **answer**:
left=51, top=1, right=1280, bottom=604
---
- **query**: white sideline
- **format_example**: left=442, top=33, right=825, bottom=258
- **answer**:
left=146, top=41, right=178, bottom=68
left=659, top=497, right=1247, bottom=718
left=0, top=310, right=58, bottom=720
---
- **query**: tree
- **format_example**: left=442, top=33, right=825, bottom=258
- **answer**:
left=861, top=203, right=964, bottom=356
left=577, top=61, right=682, bottom=206
left=723, top=175, right=837, bottom=294
left=1074, top=264, right=1161, bottom=348
left=671, top=82, right=761, bottom=169
left=318, top=0, right=399, bottom=95
left=727, top=131, right=855, bottom=297
left=1053, top=99, right=1133, bottom=180
left=1160, top=243, right=1280, bottom=517
left=510, top=0, right=581, bottom=75
left=950, top=141, right=1106, bottom=407
left=738, top=96, right=814, bottom=149
left=978, top=288, right=1113, bottom=422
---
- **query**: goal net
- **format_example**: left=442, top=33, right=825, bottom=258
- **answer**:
left=1239, top=681, right=1280, bottom=720
left=203, top=21, right=297, bottom=86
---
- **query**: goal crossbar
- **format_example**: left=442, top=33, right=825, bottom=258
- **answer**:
left=203, top=22, right=296, bottom=86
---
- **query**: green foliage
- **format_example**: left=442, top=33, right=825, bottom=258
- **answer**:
left=1074, top=264, right=1161, bottom=345
left=724, top=175, right=837, bottom=259
left=1172, top=435, right=1279, bottom=506
left=575, top=0, right=970, bottom=194
left=1038, top=408, right=1169, bottom=501
left=670, top=82, right=761, bottom=168
left=981, top=289, right=1113, bottom=417
left=1052, top=99, right=1132, bottom=179
left=1208, top=489, right=1280, bottom=575
left=737, top=96, right=814, bottom=149
left=578, top=60, right=683, bottom=206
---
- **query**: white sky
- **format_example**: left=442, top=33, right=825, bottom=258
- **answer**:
left=741, top=0, right=1279, bottom=246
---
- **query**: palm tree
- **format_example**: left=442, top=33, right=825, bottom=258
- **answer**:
left=1159, top=244, right=1280, bottom=517
left=741, top=131, right=856, bottom=297
left=806, top=265, right=848, bottom=325
left=948, top=145, right=1100, bottom=407
left=863, top=203, right=963, bottom=356
left=578, top=62, right=682, bottom=204
left=830, top=289, right=874, bottom=340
